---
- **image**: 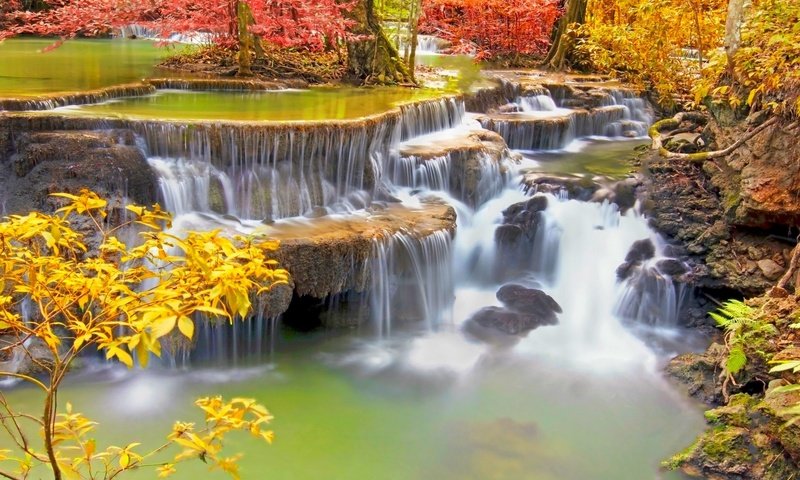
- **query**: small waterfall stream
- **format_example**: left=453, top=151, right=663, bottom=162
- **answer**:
left=139, top=82, right=686, bottom=365
left=0, top=77, right=708, bottom=480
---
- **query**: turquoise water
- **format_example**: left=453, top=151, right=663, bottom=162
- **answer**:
left=0, top=327, right=703, bottom=480
left=0, top=38, right=175, bottom=96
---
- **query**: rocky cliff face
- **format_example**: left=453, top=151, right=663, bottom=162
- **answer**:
left=0, top=128, right=157, bottom=216
left=641, top=119, right=800, bottom=299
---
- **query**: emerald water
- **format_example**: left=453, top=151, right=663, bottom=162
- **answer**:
left=1, top=326, right=702, bottom=480
left=523, top=139, right=649, bottom=178
left=0, top=38, right=174, bottom=97
left=0, top=37, right=709, bottom=480
left=55, top=87, right=449, bottom=121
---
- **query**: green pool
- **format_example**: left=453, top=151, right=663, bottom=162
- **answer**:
left=0, top=38, right=177, bottom=97
left=54, top=87, right=451, bottom=121
left=0, top=327, right=703, bottom=480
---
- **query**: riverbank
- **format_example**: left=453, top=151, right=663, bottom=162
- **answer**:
left=640, top=110, right=800, bottom=478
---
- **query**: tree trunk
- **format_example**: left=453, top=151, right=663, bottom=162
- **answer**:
left=408, top=0, right=421, bottom=83
left=346, top=0, right=413, bottom=85
left=724, top=0, right=748, bottom=76
left=542, top=0, right=588, bottom=70
left=236, top=0, right=253, bottom=77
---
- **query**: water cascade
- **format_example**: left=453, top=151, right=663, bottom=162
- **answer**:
left=479, top=86, right=654, bottom=151
left=370, top=230, right=455, bottom=337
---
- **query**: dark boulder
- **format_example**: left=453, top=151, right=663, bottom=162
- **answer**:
left=466, top=305, right=557, bottom=336
left=625, top=239, right=656, bottom=263
left=656, top=258, right=689, bottom=276
left=496, top=284, right=562, bottom=316
left=463, top=284, right=560, bottom=339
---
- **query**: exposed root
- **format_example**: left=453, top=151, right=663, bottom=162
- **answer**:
left=649, top=112, right=779, bottom=163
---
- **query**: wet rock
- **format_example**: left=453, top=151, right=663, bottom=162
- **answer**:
left=0, top=335, right=55, bottom=377
left=756, top=259, right=784, bottom=281
left=502, top=195, right=548, bottom=220
left=656, top=258, right=688, bottom=276
left=305, top=206, right=329, bottom=219
left=496, top=284, right=562, bottom=316
left=257, top=281, right=294, bottom=319
left=494, top=224, right=523, bottom=244
left=522, top=173, right=601, bottom=201
left=466, top=305, right=557, bottom=336
left=0, top=129, right=157, bottom=216
left=495, top=103, right=523, bottom=114
left=666, top=392, right=800, bottom=480
left=495, top=196, right=547, bottom=278
left=665, top=342, right=727, bottom=405
left=398, top=128, right=513, bottom=207
left=616, top=261, right=637, bottom=280
left=625, top=239, right=656, bottom=263
left=463, top=285, right=560, bottom=339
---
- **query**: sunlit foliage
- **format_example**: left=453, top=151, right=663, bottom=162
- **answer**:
left=420, top=0, right=562, bottom=61
left=694, top=0, right=800, bottom=118
left=574, top=0, right=727, bottom=105
left=0, top=0, right=352, bottom=52
left=0, top=190, right=288, bottom=479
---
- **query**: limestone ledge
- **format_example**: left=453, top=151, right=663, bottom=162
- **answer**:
left=261, top=201, right=457, bottom=300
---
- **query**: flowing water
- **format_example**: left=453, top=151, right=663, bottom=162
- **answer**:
left=0, top=56, right=707, bottom=478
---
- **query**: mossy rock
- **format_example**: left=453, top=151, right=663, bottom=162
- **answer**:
left=704, top=394, right=759, bottom=428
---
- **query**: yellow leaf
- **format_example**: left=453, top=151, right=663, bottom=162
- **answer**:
left=119, top=452, right=130, bottom=469
left=178, top=316, right=194, bottom=339
left=157, top=464, right=177, bottom=478
left=150, top=315, right=177, bottom=339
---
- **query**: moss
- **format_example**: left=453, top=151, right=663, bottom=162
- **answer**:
left=705, top=394, right=758, bottom=428
left=701, top=426, right=753, bottom=464
left=661, top=437, right=700, bottom=470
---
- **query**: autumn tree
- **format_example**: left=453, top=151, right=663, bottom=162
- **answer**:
left=420, top=0, right=561, bottom=63
left=541, top=0, right=587, bottom=69
left=573, top=0, right=727, bottom=104
left=0, top=190, right=287, bottom=479
left=346, top=0, right=414, bottom=84
left=0, top=0, right=352, bottom=77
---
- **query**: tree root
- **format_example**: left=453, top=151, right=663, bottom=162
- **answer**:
left=771, top=237, right=800, bottom=297
left=649, top=112, right=778, bottom=163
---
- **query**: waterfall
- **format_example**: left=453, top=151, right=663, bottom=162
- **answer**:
left=482, top=87, right=654, bottom=151
left=137, top=121, right=393, bottom=219
left=519, top=95, right=558, bottom=112
left=370, top=230, right=454, bottom=337
left=399, top=97, right=465, bottom=140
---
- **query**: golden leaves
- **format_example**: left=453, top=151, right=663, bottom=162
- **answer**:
left=0, top=190, right=284, bottom=479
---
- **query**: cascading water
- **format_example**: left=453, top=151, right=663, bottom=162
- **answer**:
left=0, top=77, right=711, bottom=479
left=482, top=87, right=654, bottom=151
left=370, top=230, right=454, bottom=337
left=136, top=80, right=684, bottom=367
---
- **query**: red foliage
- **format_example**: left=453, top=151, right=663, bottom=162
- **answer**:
left=420, top=0, right=562, bottom=60
left=0, top=0, right=352, bottom=51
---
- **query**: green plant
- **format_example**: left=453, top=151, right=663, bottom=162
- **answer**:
left=710, top=300, right=778, bottom=397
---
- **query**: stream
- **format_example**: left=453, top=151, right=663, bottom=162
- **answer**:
left=0, top=40, right=708, bottom=479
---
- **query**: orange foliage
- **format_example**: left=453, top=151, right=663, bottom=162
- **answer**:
left=420, top=0, right=562, bottom=61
